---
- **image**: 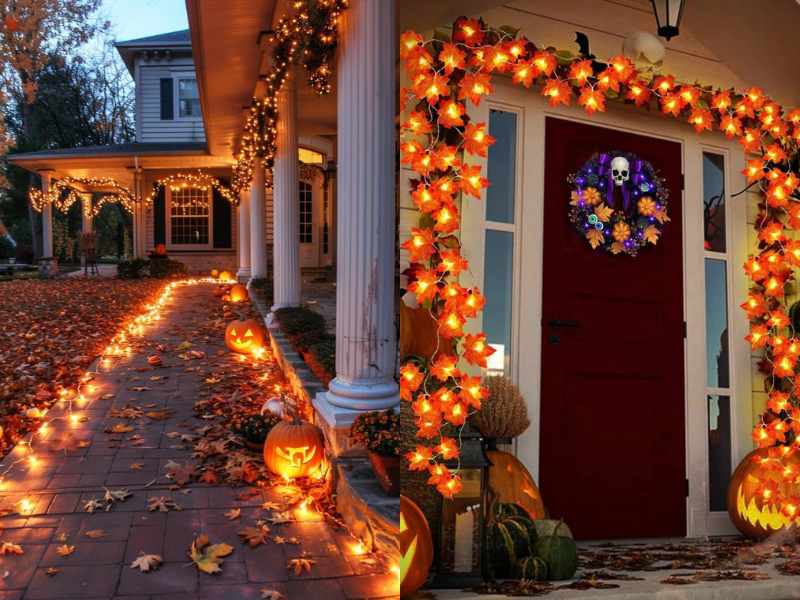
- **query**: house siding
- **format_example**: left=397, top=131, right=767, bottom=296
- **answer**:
left=136, top=56, right=205, bottom=143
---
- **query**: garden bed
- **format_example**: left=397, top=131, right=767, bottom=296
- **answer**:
left=272, top=305, right=335, bottom=386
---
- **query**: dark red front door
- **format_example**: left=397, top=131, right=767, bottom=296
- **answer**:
left=539, top=117, right=686, bottom=540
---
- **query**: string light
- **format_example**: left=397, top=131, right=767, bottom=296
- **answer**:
left=145, top=172, right=238, bottom=206
left=28, top=176, right=136, bottom=216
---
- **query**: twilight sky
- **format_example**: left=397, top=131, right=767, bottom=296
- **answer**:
left=101, top=0, right=188, bottom=43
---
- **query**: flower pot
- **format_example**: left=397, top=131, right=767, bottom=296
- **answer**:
left=244, top=439, right=265, bottom=452
left=369, top=451, right=400, bottom=496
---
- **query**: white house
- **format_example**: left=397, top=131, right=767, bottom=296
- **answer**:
left=399, top=0, right=800, bottom=541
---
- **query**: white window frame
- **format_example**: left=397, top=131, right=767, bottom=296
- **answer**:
left=166, top=186, right=213, bottom=250
left=299, top=180, right=314, bottom=245
left=174, top=76, right=201, bottom=121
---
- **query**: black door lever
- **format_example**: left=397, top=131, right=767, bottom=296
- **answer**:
left=547, top=319, right=580, bottom=328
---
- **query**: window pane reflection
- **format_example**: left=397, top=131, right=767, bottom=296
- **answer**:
left=708, top=394, right=732, bottom=511
left=486, top=110, right=517, bottom=224
left=484, top=230, right=513, bottom=374
left=703, top=153, right=726, bottom=252
left=705, top=258, right=729, bottom=388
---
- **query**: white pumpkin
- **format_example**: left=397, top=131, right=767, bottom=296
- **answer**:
left=261, top=397, right=287, bottom=419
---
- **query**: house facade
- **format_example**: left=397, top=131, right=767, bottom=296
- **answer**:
left=12, top=29, right=335, bottom=275
left=400, top=0, right=800, bottom=541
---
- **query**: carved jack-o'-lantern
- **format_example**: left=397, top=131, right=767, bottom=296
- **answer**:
left=728, top=447, right=800, bottom=539
left=263, top=418, right=325, bottom=479
left=400, top=495, right=433, bottom=597
left=229, top=283, right=248, bottom=303
left=218, top=270, right=234, bottom=283
left=225, top=319, right=266, bottom=354
left=486, top=450, right=546, bottom=521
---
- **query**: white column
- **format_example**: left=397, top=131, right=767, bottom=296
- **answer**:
left=237, top=186, right=251, bottom=281
left=40, top=172, right=53, bottom=259
left=81, top=193, right=93, bottom=234
left=314, top=0, right=399, bottom=434
left=250, top=161, right=267, bottom=279
left=271, top=75, right=301, bottom=311
left=133, top=171, right=144, bottom=258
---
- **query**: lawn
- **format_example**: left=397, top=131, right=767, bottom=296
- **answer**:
left=0, top=278, right=163, bottom=454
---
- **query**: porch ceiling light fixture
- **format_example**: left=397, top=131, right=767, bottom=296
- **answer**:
left=650, top=0, right=685, bottom=40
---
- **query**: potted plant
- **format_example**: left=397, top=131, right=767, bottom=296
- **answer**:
left=236, top=413, right=282, bottom=451
left=350, top=409, right=401, bottom=495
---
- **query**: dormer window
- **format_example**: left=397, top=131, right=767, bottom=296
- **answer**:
left=177, top=78, right=201, bottom=118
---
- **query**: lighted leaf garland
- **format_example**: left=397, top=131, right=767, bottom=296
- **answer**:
left=400, top=18, right=800, bottom=505
left=231, top=0, right=348, bottom=194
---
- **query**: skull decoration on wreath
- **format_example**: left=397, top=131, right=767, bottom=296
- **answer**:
left=568, top=151, right=670, bottom=256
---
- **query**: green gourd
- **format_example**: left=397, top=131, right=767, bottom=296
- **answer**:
left=533, top=520, right=578, bottom=580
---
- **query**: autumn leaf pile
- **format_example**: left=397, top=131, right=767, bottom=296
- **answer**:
left=0, top=278, right=163, bottom=455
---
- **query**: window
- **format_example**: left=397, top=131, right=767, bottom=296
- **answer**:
left=169, top=186, right=211, bottom=247
left=298, top=148, right=325, bottom=165
left=483, top=109, right=518, bottom=375
left=177, top=78, right=201, bottom=118
left=703, top=151, right=732, bottom=512
left=299, top=181, right=313, bottom=244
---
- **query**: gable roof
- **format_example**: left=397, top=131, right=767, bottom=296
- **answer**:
left=115, top=29, right=192, bottom=74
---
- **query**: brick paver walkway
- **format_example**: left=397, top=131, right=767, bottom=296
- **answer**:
left=0, top=282, right=397, bottom=600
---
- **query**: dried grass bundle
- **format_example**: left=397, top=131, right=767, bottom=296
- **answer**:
left=472, top=375, right=530, bottom=439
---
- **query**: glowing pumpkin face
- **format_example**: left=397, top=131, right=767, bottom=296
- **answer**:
left=229, top=283, right=248, bottom=303
left=263, top=418, right=325, bottom=479
left=487, top=450, right=546, bottom=521
left=225, top=319, right=265, bottom=354
left=727, top=447, right=800, bottom=539
left=218, top=270, right=234, bottom=283
left=400, top=495, right=433, bottom=597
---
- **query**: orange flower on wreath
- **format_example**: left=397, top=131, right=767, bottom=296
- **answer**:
left=638, top=196, right=657, bottom=216
left=612, top=221, right=631, bottom=242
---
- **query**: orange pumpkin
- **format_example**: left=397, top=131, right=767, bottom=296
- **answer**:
left=229, top=283, right=248, bottom=303
left=400, top=495, right=433, bottom=597
left=153, top=243, right=167, bottom=256
left=263, top=418, right=325, bottom=479
left=400, top=302, right=452, bottom=360
left=487, top=450, right=546, bottom=521
left=728, top=447, right=800, bottom=539
left=218, top=270, right=234, bottom=283
left=211, top=269, right=219, bottom=279
left=225, top=319, right=266, bottom=354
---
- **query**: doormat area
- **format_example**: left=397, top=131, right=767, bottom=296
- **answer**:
left=420, top=537, right=800, bottom=599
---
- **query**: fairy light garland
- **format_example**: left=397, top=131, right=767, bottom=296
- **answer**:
left=145, top=172, right=238, bottom=206
left=28, top=176, right=136, bottom=216
left=400, top=18, right=800, bottom=501
left=231, top=0, right=347, bottom=194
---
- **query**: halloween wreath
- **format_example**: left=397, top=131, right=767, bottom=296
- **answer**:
left=568, top=151, right=670, bottom=257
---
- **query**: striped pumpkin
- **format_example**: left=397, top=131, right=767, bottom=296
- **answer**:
left=518, top=556, right=549, bottom=581
left=488, top=503, right=536, bottom=579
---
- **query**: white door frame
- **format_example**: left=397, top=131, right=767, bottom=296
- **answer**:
left=460, top=78, right=750, bottom=537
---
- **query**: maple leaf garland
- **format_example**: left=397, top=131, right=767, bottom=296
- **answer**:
left=405, top=18, right=800, bottom=513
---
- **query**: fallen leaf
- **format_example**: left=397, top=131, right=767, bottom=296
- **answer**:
left=84, top=530, right=106, bottom=539
left=147, top=496, right=182, bottom=513
left=260, top=590, right=285, bottom=600
left=224, top=508, right=241, bottom=520
left=45, top=567, right=60, bottom=576
left=130, top=552, right=162, bottom=572
left=130, top=463, right=144, bottom=471
left=0, top=542, right=23, bottom=555
left=238, top=526, right=269, bottom=548
left=189, top=534, right=234, bottom=574
left=287, top=556, right=315, bottom=576
left=56, top=544, right=75, bottom=557
left=105, top=423, right=134, bottom=434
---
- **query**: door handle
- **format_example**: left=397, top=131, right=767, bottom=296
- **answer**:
left=547, top=319, right=580, bottom=328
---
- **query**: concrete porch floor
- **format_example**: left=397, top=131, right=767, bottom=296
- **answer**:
left=426, top=537, right=800, bottom=600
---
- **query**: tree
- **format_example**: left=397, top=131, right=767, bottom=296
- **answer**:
left=0, top=0, right=108, bottom=255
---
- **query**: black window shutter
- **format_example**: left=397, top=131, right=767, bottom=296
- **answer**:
left=212, top=183, right=232, bottom=249
left=160, top=78, right=174, bottom=120
left=153, top=186, right=166, bottom=246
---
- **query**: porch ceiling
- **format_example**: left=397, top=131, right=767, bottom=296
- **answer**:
left=400, top=0, right=800, bottom=106
left=186, top=0, right=338, bottom=163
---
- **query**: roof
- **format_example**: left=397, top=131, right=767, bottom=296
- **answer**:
left=115, top=29, right=191, bottom=47
left=114, top=29, right=192, bottom=75
left=8, top=142, right=208, bottom=162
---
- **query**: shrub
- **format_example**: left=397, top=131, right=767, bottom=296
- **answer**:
left=0, top=237, right=14, bottom=260
left=236, top=413, right=282, bottom=445
left=470, top=375, right=530, bottom=440
left=117, top=258, right=150, bottom=279
left=149, top=257, right=186, bottom=279
left=350, top=409, right=400, bottom=456
left=274, top=306, right=326, bottom=338
left=309, top=336, right=335, bottom=376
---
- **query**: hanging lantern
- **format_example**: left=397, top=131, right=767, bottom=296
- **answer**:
left=650, top=0, right=685, bottom=40
left=431, top=425, right=490, bottom=587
